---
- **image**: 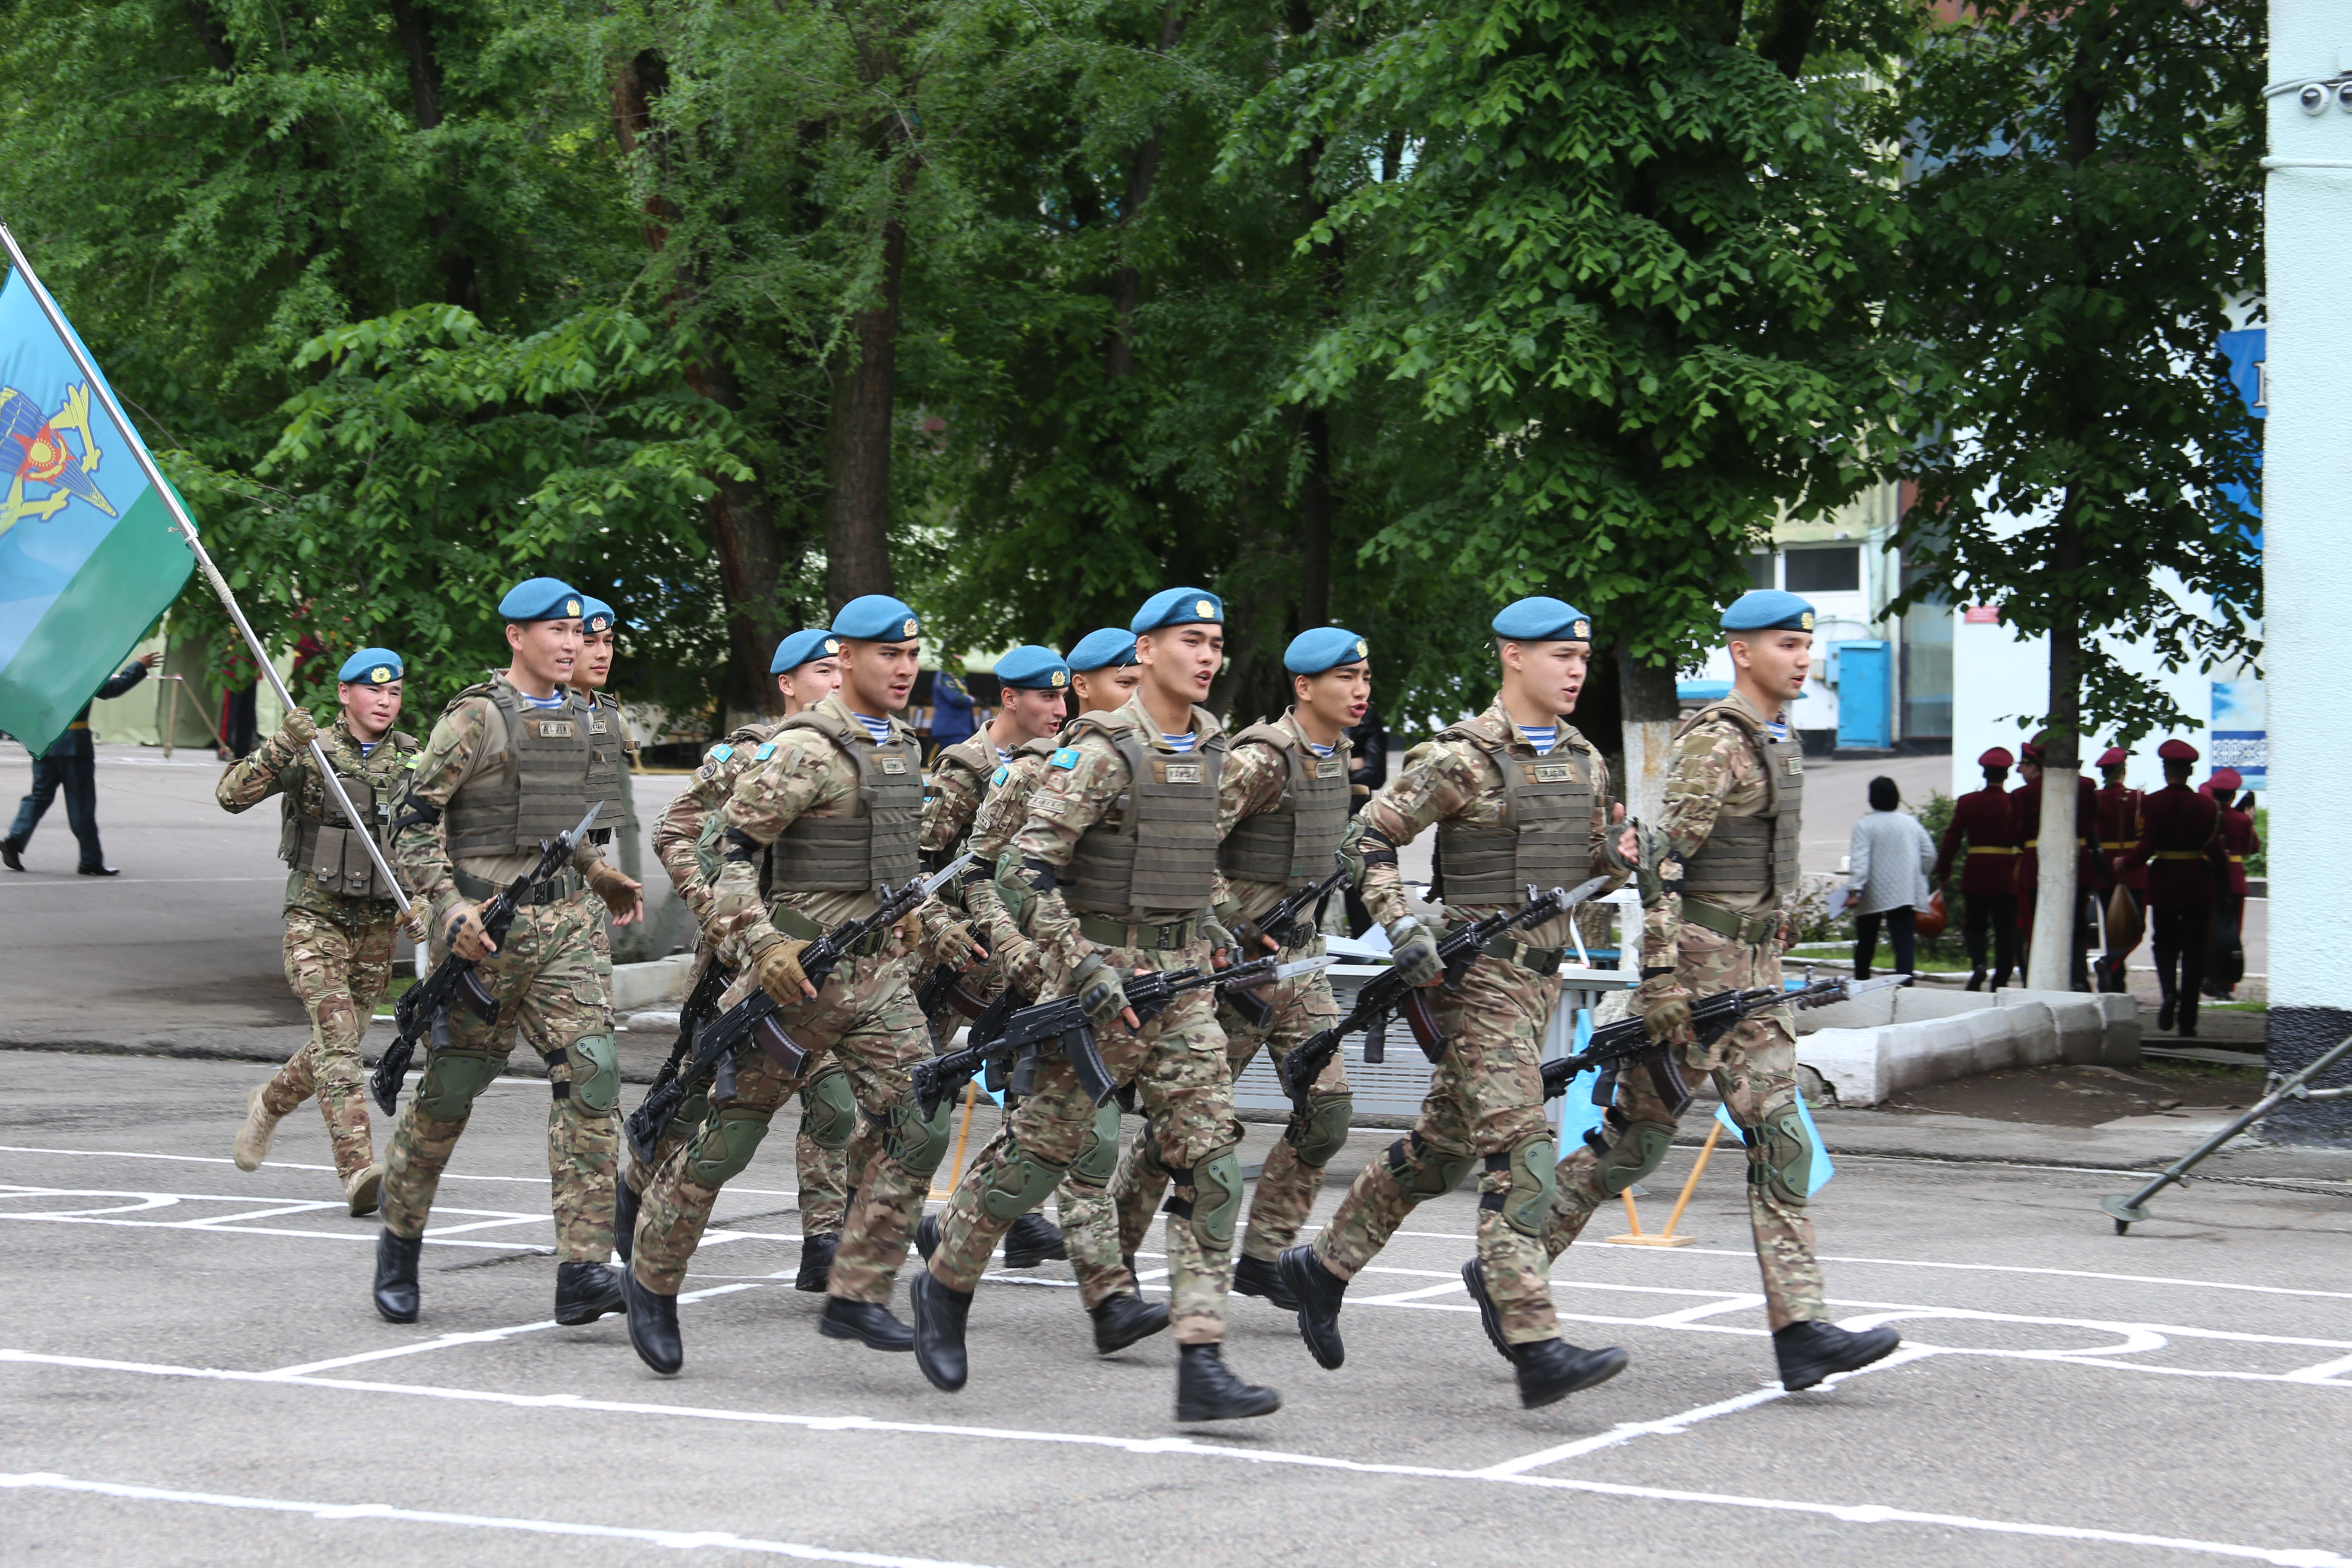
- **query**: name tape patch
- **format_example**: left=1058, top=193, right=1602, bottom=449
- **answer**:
left=1165, top=763, right=1202, bottom=784
left=879, top=756, right=908, bottom=775
left=535, top=721, right=574, bottom=738
left=586, top=715, right=609, bottom=735
left=1534, top=762, right=1573, bottom=783
left=1316, top=758, right=1344, bottom=778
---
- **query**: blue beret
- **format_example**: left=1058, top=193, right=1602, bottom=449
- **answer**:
left=995, top=644, right=1071, bottom=691
left=831, top=594, right=922, bottom=642
left=1720, top=589, right=1816, bottom=634
left=1066, top=627, right=1139, bottom=672
left=498, top=576, right=585, bottom=623
left=1284, top=626, right=1370, bottom=676
left=337, top=648, right=403, bottom=685
left=1491, top=596, right=1593, bottom=644
left=1130, top=587, right=1223, bottom=635
left=579, top=597, right=617, bottom=636
left=770, top=628, right=842, bottom=675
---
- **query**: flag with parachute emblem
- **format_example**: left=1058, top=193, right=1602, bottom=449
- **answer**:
left=0, top=252, right=193, bottom=753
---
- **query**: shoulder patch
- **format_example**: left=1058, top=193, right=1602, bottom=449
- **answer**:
left=755, top=742, right=778, bottom=761
left=707, top=744, right=734, bottom=764
left=1050, top=747, right=1080, bottom=769
left=992, top=764, right=1011, bottom=787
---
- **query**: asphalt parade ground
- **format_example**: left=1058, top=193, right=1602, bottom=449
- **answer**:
left=6, top=1052, right=2352, bottom=1568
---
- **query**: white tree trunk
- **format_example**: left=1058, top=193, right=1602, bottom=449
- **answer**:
left=1622, top=719, right=1674, bottom=828
left=2027, top=769, right=2079, bottom=991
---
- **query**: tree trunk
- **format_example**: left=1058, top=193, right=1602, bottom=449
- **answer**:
left=388, top=0, right=478, bottom=312
left=1617, top=640, right=1680, bottom=825
left=821, top=209, right=905, bottom=612
left=2027, top=507, right=2085, bottom=991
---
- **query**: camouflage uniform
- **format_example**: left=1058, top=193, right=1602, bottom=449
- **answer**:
left=631, top=692, right=962, bottom=1304
left=1112, top=710, right=1353, bottom=1265
left=217, top=717, right=420, bottom=1180
left=639, top=720, right=861, bottom=1233
left=1541, top=689, right=1826, bottom=1331
left=383, top=674, right=627, bottom=1262
left=926, top=694, right=1242, bottom=1345
left=1311, top=697, right=1625, bottom=1346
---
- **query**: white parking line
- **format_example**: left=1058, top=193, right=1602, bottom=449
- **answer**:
left=0, top=1471, right=1012, bottom=1566
left=2, top=1351, right=2342, bottom=1568
left=0, top=1145, right=803, bottom=1199
left=263, top=1284, right=761, bottom=1377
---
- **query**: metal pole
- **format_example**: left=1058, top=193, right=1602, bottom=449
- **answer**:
left=160, top=669, right=177, bottom=762
left=0, top=224, right=411, bottom=917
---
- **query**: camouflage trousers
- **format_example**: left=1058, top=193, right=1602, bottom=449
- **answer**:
left=928, top=939, right=1242, bottom=1344
left=959, top=1097, right=1133, bottom=1311
left=1113, top=961, right=1348, bottom=1264
left=381, top=895, right=619, bottom=1262
left=261, top=907, right=395, bottom=1180
left=1544, top=924, right=1825, bottom=1330
left=1311, top=952, right=1564, bottom=1345
left=632, top=948, right=931, bottom=1303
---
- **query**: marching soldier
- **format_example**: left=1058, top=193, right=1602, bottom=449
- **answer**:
left=1934, top=747, right=2021, bottom=992
left=2118, top=739, right=2227, bottom=1036
left=1280, top=597, right=1637, bottom=1409
left=564, top=597, right=643, bottom=998
left=222, top=649, right=423, bottom=1214
left=911, top=589, right=1282, bottom=1423
left=1112, top=626, right=1368, bottom=1311
left=1505, top=590, right=1901, bottom=1396
left=625, top=595, right=986, bottom=1375
left=2010, top=737, right=2107, bottom=990
left=2093, top=745, right=2147, bottom=993
left=626, top=628, right=867, bottom=1295
left=374, top=579, right=645, bottom=1326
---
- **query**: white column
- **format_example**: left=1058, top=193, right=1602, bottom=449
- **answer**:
left=2261, top=3, right=2352, bottom=1142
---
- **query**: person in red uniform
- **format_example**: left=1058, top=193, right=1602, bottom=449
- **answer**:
left=2205, top=767, right=2258, bottom=999
left=2117, top=739, right=2228, bottom=1036
left=2092, top=745, right=2146, bottom=993
left=2010, top=736, right=2107, bottom=990
left=1935, top=746, right=2022, bottom=991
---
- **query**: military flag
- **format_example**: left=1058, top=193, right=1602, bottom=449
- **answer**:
left=0, top=233, right=193, bottom=753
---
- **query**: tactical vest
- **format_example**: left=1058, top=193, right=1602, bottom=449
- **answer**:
left=277, top=734, right=415, bottom=901
left=1218, top=720, right=1352, bottom=885
left=928, top=732, right=999, bottom=849
left=692, top=721, right=781, bottom=889
left=1430, top=715, right=1595, bottom=902
left=440, top=683, right=624, bottom=856
left=765, top=707, right=923, bottom=891
left=1675, top=700, right=1804, bottom=899
left=1065, top=709, right=1228, bottom=918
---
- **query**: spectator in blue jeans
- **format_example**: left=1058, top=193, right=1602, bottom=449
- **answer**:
left=1844, top=775, right=1935, bottom=982
left=3, top=651, right=161, bottom=876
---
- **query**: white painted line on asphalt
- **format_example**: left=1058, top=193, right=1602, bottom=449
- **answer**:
left=1643, top=1293, right=1767, bottom=1325
left=0, top=1145, right=803, bottom=1199
left=2284, top=1352, right=2352, bottom=1384
left=3, top=1352, right=2344, bottom=1568
left=263, top=1283, right=760, bottom=1377
left=1349, top=1280, right=1473, bottom=1306
left=0, top=1471, right=1014, bottom=1566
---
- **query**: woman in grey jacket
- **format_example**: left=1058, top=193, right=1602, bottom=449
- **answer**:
left=1845, top=775, right=1936, bottom=981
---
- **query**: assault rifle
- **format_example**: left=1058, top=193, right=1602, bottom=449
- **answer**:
left=1275, top=876, right=1614, bottom=1105
left=370, top=801, right=603, bottom=1116
left=641, top=952, right=735, bottom=1106
left=1539, top=972, right=1911, bottom=1120
left=1222, top=858, right=1353, bottom=1030
left=624, top=853, right=974, bottom=1163
left=912, top=953, right=1336, bottom=1120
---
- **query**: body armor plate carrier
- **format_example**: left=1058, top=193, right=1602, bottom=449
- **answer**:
left=1218, top=720, right=1352, bottom=886
left=440, top=682, right=623, bottom=857
left=278, top=737, right=415, bottom=901
left=1065, top=708, right=1228, bottom=919
left=1432, top=715, right=1595, bottom=903
left=1675, top=699, right=1804, bottom=900
left=764, top=706, right=923, bottom=892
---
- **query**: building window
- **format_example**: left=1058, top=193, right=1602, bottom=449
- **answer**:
left=1743, top=553, right=1775, bottom=589
left=1785, top=545, right=1860, bottom=594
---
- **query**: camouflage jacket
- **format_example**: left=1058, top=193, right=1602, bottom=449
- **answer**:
left=651, top=720, right=780, bottom=926
left=390, top=672, right=609, bottom=925
left=1217, top=708, right=1346, bottom=925
left=1642, top=687, right=1786, bottom=975
left=707, top=692, right=958, bottom=971
left=218, top=715, right=420, bottom=924
left=922, top=730, right=1005, bottom=861
left=1008, top=692, right=1228, bottom=983
left=957, top=732, right=1067, bottom=994
left=1356, top=694, right=1625, bottom=951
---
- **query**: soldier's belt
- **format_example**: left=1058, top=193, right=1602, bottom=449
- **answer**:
left=453, top=867, right=582, bottom=906
left=2227, top=853, right=2246, bottom=864
left=1971, top=845, right=2018, bottom=854
left=1681, top=898, right=1778, bottom=947
left=772, top=906, right=891, bottom=957
left=1479, top=931, right=1567, bottom=976
left=1077, top=913, right=1199, bottom=951
left=2100, top=841, right=2133, bottom=851
left=2153, top=851, right=2210, bottom=861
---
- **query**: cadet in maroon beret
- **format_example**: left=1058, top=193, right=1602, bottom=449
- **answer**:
left=2092, top=745, right=2145, bottom=991
left=2118, top=740, right=2227, bottom=1035
left=1936, top=746, right=2024, bottom=990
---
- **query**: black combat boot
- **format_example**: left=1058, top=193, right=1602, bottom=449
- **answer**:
left=818, top=1295, right=914, bottom=1352
left=1515, top=1338, right=1629, bottom=1408
left=1966, top=968, right=1986, bottom=992
left=795, top=1231, right=839, bottom=1293
left=1003, top=1211, right=1067, bottom=1267
left=555, top=1261, right=627, bottom=1325
left=909, top=1270, right=973, bottom=1392
left=915, top=1213, right=940, bottom=1262
left=1459, top=1258, right=1516, bottom=1364
left=1232, top=1253, right=1298, bottom=1312
left=615, top=1175, right=640, bottom=1265
left=625, top=1268, right=683, bottom=1375
left=2157, top=996, right=2176, bottom=1033
left=373, top=1230, right=422, bottom=1323
left=1774, top=1320, right=1902, bottom=1391
left=1174, top=1343, right=1281, bottom=1422
left=1090, top=1291, right=1170, bottom=1354
left=1277, top=1243, right=1347, bottom=1370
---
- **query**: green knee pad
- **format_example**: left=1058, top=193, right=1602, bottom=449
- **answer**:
left=1481, top=1136, right=1556, bottom=1237
left=799, top=1068, right=857, bottom=1150
left=416, top=1049, right=503, bottom=1121
left=1286, top=1093, right=1353, bottom=1168
left=687, top=1106, right=773, bottom=1186
left=1165, top=1148, right=1243, bottom=1246
left=1743, top=1103, right=1815, bottom=1208
left=883, top=1099, right=954, bottom=1178
left=1070, top=1102, right=1122, bottom=1188
left=1593, top=1119, right=1676, bottom=1197
left=566, top=1033, right=621, bottom=1113
left=980, top=1136, right=1068, bottom=1221
left=1383, top=1132, right=1475, bottom=1204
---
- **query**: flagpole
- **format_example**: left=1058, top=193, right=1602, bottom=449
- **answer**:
left=0, top=224, right=414, bottom=920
